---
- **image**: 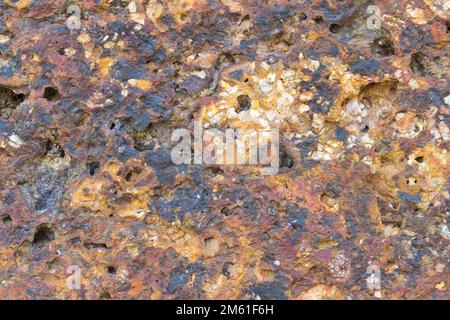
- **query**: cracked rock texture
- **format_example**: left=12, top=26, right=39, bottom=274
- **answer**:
left=0, top=0, right=449, bottom=299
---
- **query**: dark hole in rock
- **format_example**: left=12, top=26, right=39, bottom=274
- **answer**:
left=362, top=125, right=370, bottom=133
left=99, top=291, right=112, bottom=299
left=415, top=156, right=424, bottom=163
left=215, top=52, right=236, bottom=70
left=107, top=266, right=116, bottom=274
left=329, top=24, right=340, bottom=34
left=110, top=122, right=116, bottom=130
left=125, top=171, right=133, bottom=181
left=2, top=215, right=12, bottom=227
left=45, top=140, right=65, bottom=158
left=314, top=16, right=324, bottom=24
left=43, top=87, right=59, bottom=101
left=279, top=143, right=294, bottom=169
left=222, top=262, right=234, bottom=278
left=58, top=48, right=65, bottom=55
left=236, top=94, right=251, bottom=112
left=179, top=13, right=188, bottom=22
left=32, top=224, right=55, bottom=246
left=410, top=53, right=429, bottom=77
left=86, top=161, right=100, bottom=176
left=0, top=86, right=26, bottom=119
left=280, top=150, right=294, bottom=168
left=371, top=37, right=395, bottom=56
left=84, top=242, right=108, bottom=249
left=221, top=207, right=230, bottom=216
left=321, top=193, right=338, bottom=209
left=67, top=237, right=82, bottom=247
left=208, top=166, right=224, bottom=176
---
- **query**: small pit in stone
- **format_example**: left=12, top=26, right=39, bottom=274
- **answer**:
left=43, top=87, right=59, bottom=101
left=222, top=262, right=235, bottom=278
left=329, top=24, right=340, bottom=34
left=415, top=156, right=424, bottom=163
left=107, top=266, right=116, bottom=274
left=362, top=125, right=370, bottom=133
left=100, top=291, right=112, bottom=299
left=236, top=95, right=251, bottom=112
left=2, top=215, right=12, bottom=227
left=371, top=37, right=395, bottom=56
left=215, top=52, right=236, bottom=70
left=45, top=138, right=65, bottom=158
left=0, top=86, right=26, bottom=119
left=410, top=53, right=429, bottom=77
left=296, top=12, right=307, bottom=21
left=314, top=16, right=324, bottom=24
left=86, top=161, right=100, bottom=176
left=221, top=207, right=231, bottom=216
left=125, top=171, right=133, bottom=181
left=280, top=150, right=294, bottom=169
left=32, top=224, right=55, bottom=246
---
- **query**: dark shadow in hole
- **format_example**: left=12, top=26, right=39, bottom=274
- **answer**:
left=32, top=224, right=55, bottom=246
left=0, top=86, right=26, bottom=119
left=125, top=171, right=133, bottom=181
left=99, top=291, right=112, bottom=299
left=236, top=94, right=251, bottom=112
left=107, top=266, right=116, bottom=274
left=86, top=161, right=100, bottom=176
left=43, top=87, right=59, bottom=101
left=329, top=24, right=340, bottom=34
left=280, top=148, right=294, bottom=169
left=410, top=53, right=429, bottom=77
left=371, top=37, right=395, bottom=56
left=45, top=139, right=65, bottom=158
left=314, top=16, right=324, bottom=24
left=84, top=242, right=108, bottom=249
left=2, top=215, right=12, bottom=227
left=215, top=52, right=236, bottom=70
left=221, top=207, right=231, bottom=216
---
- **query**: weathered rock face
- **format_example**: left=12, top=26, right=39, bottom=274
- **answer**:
left=0, top=0, right=448, bottom=300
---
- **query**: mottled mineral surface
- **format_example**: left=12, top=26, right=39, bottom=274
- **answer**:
left=0, top=0, right=449, bottom=299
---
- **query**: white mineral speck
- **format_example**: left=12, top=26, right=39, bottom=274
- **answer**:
left=444, top=94, right=450, bottom=106
left=8, top=134, right=24, bottom=148
left=128, top=1, right=137, bottom=13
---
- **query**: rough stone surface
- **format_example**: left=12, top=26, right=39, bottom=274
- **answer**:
left=0, top=0, right=449, bottom=299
